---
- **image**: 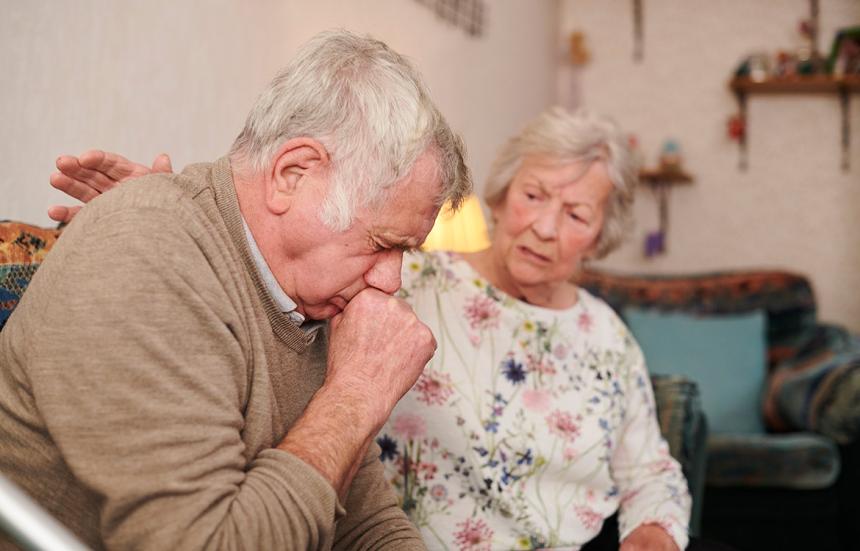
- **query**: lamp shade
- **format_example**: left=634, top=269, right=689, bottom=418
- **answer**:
left=421, top=194, right=491, bottom=253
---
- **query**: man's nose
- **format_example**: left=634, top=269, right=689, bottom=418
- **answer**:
left=366, top=249, right=403, bottom=295
left=532, top=204, right=559, bottom=240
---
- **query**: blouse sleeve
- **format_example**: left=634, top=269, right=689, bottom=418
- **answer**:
left=611, top=327, right=691, bottom=550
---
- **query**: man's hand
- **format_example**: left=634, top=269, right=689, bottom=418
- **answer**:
left=278, top=288, right=436, bottom=499
left=48, top=150, right=173, bottom=223
left=326, top=288, right=437, bottom=425
left=620, top=524, right=680, bottom=551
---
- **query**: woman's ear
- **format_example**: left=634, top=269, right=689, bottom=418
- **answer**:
left=582, top=231, right=604, bottom=261
left=266, top=138, right=330, bottom=215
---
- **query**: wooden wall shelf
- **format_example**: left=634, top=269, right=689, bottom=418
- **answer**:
left=730, top=75, right=860, bottom=94
left=639, top=168, right=693, bottom=185
left=730, top=75, right=859, bottom=171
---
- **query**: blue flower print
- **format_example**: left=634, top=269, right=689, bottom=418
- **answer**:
left=501, top=358, right=527, bottom=384
left=377, top=434, right=399, bottom=462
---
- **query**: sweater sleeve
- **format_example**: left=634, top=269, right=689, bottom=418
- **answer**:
left=333, top=442, right=425, bottom=550
left=22, top=206, right=343, bottom=549
left=611, top=333, right=691, bottom=550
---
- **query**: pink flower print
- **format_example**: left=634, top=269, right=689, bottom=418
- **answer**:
left=574, top=505, right=603, bottom=531
left=463, top=294, right=500, bottom=331
left=418, top=461, right=438, bottom=480
left=414, top=370, right=454, bottom=406
left=453, top=517, right=494, bottom=551
left=430, top=483, right=448, bottom=501
left=468, top=333, right=481, bottom=347
left=650, top=458, right=676, bottom=474
left=522, top=389, right=552, bottom=413
left=392, top=413, right=427, bottom=441
left=546, top=410, right=581, bottom=442
left=527, top=354, right=557, bottom=377
left=552, top=343, right=569, bottom=360
left=578, top=311, right=593, bottom=332
left=562, top=447, right=578, bottom=462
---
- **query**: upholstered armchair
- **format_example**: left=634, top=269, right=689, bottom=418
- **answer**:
left=579, top=268, right=860, bottom=551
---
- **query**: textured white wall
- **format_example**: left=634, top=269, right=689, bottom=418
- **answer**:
left=0, top=0, right=557, bottom=225
left=560, top=0, right=860, bottom=332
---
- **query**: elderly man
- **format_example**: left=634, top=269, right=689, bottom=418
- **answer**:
left=0, top=30, right=470, bottom=549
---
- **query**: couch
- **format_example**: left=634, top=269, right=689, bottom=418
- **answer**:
left=0, top=220, right=710, bottom=544
left=579, top=268, right=860, bottom=551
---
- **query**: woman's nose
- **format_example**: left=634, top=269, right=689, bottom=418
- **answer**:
left=531, top=204, right=559, bottom=240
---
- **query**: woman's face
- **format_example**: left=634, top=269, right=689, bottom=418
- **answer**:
left=490, top=154, right=614, bottom=292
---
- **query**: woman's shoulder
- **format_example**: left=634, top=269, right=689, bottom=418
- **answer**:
left=576, top=287, right=636, bottom=342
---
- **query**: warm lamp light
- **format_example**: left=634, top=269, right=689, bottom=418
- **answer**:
left=421, top=195, right=491, bottom=253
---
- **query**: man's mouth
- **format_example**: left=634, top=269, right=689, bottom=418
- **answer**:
left=330, top=296, right=348, bottom=311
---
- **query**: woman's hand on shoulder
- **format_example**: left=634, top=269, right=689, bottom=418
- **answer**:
left=620, top=523, right=680, bottom=551
left=48, top=150, right=173, bottom=223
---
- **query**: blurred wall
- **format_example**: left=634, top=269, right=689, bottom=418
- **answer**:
left=0, top=0, right=557, bottom=223
left=560, top=0, right=860, bottom=331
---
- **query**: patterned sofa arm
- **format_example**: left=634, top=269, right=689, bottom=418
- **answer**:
left=764, top=323, right=860, bottom=445
left=0, top=221, right=62, bottom=331
left=650, top=374, right=707, bottom=536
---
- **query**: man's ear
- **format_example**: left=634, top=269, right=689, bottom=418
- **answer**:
left=266, top=138, right=330, bottom=215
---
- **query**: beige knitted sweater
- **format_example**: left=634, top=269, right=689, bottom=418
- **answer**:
left=0, top=158, right=424, bottom=550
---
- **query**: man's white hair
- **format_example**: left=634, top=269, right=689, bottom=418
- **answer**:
left=230, top=29, right=471, bottom=230
left=484, top=107, right=637, bottom=259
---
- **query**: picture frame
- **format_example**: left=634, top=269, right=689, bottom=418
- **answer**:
left=827, top=26, right=860, bottom=75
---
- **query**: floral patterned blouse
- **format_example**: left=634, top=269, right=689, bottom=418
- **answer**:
left=377, top=251, right=690, bottom=550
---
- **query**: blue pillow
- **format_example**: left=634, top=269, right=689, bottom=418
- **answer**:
left=623, top=308, right=767, bottom=434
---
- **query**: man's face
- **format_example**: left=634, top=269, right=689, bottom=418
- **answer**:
left=277, top=151, right=442, bottom=320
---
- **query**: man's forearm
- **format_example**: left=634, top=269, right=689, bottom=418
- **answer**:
left=277, top=385, right=381, bottom=498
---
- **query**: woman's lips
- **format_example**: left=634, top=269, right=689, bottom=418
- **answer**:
left=518, top=245, right=550, bottom=263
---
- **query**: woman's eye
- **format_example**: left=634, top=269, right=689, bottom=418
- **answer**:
left=569, top=212, right=587, bottom=223
left=525, top=192, right=539, bottom=201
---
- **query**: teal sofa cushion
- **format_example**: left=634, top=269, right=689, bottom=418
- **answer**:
left=624, top=308, right=767, bottom=434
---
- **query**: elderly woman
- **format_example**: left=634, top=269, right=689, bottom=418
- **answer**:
left=377, top=108, right=690, bottom=551
left=48, top=108, right=692, bottom=550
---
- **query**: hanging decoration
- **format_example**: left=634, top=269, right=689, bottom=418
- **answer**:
left=638, top=139, right=693, bottom=258
left=632, top=0, right=644, bottom=62
left=568, top=31, right=590, bottom=66
left=412, top=0, right=486, bottom=38
left=727, top=115, right=745, bottom=142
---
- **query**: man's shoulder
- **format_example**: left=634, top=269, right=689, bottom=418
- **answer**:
left=116, top=161, right=216, bottom=207
left=75, top=161, right=218, bottom=229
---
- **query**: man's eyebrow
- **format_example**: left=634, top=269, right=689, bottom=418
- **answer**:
left=377, top=235, right=420, bottom=252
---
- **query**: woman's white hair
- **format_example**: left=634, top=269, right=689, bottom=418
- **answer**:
left=484, top=107, right=637, bottom=259
left=230, top=29, right=471, bottom=230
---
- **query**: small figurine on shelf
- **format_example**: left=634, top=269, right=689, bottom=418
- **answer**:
left=797, top=18, right=825, bottom=74
left=659, top=139, right=683, bottom=173
left=735, top=52, right=772, bottom=81
left=774, top=50, right=799, bottom=78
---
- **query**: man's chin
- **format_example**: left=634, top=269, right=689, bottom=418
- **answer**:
left=303, top=303, right=343, bottom=321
